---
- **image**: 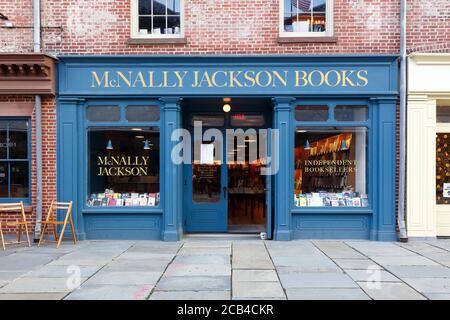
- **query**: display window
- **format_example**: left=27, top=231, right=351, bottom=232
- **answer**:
left=293, top=103, right=369, bottom=208
left=0, top=119, right=30, bottom=200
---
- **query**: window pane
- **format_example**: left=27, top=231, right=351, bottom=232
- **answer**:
left=230, top=114, right=265, bottom=127
left=153, top=16, right=166, bottom=34
left=167, top=0, right=180, bottom=15
left=335, top=106, right=368, bottom=122
left=294, top=127, right=369, bottom=207
left=192, top=163, right=221, bottom=203
left=0, top=162, right=7, bottom=197
left=0, top=122, right=6, bottom=159
left=88, top=127, right=160, bottom=207
left=191, top=115, right=225, bottom=127
left=139, top=16, right=152, bottom=34
left=10, top=161, right=29, bottom=198
left=437, top=106, right=450, bottom=123
left=284, top=0, right=327, bottom=33
left=436, top=133, right=450, bottom=205
left=152, top=0, right=166, bottom=15
left=167, top=16, right=181, bottom=34
left=126, top=106, right=160, bottom=122
left=87, top=106, right=120, bottom=122
left=139, top=0, right=152, bottom=14
left=295, top=105, right=329, bottom=121
left=8, top=120, right=28, bottom=159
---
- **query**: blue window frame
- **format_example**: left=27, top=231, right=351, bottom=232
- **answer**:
left=0, top=118, right=31, bottom=203
left=293, top=100, right=372, bottom=211
left=83, top=100, right=162, bottom=210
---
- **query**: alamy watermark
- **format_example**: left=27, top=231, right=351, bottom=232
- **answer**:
left=170, top=121, right=280, bottom=175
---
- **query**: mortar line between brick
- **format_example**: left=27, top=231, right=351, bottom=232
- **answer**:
left=343, top=241, right=428, bottom=300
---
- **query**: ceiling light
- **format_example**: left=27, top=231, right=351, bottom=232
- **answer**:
left=223, top=104, right=231, bottom=113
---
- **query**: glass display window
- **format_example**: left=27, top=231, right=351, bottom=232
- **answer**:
left=294, top=127, right=368, bottom=208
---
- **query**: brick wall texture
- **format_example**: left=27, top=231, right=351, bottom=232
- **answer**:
left=0, top=0, right=449, bottom=237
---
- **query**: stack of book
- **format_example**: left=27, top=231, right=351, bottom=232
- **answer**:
left=294, top=191, right=369, bottom=208
left=88, top=191, right=160, bottom=207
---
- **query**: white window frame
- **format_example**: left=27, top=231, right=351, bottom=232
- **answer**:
left=131, top=0, right=184, bottom=39
left=279, top=0, right=333, bottom=37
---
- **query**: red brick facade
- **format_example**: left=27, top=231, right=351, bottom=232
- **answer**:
left=0, top=0, right=449, bottom=236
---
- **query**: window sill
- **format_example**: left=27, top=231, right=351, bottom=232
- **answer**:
left=277, top=36, right=337, bottom=44
left=127, top=38, right=187, bottom=45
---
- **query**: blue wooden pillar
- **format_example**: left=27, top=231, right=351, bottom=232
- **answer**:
left=375, top=97, right=397, bottom=241
left=272, top=97, right=295, bottom=241
left=57, top=98, right=86, bottom=240
left=160, top=97, right=183, bottom=241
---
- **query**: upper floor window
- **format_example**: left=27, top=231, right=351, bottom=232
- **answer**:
left=131, top=0, right=183, bottom=39
left=280, top=0, right=333, bottom=37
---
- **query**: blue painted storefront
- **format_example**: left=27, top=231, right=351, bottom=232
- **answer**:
left=57, top=55, right=398, bottom=241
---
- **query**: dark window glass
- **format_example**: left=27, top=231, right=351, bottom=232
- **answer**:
left=191, top=115, right=225, bottom=127
left=167, top=0, right=180, bottom=15
left=294, top=127, right=368, bottom=208
left=139, top=0, right=152, bottom=14
left=88, top=127, right=160, bottom=207
left=168, top=16, right=181, bottom=33
left=0, top=163, right=7, bottom=197
left=10, top=161, right=29, bottom=198
left=8, top=120, right=28, bottom=159
left=87, top=106, right=120, bottom=122
left=0, top=121, right=6, bottom=159
left=436, top=133, right=450, bottom=204
left=192, top=163, right=221, bottom=203
left=126, top=106, right=160, bottom=122
left=152, top=0, right=166, bottom=15
left=335, top=105, right=368, bottom=122
left=0, top=119, right=30, bottom=199
left=230, top=114, right=265, bottom=127
left=138, top=16, right=152, bottom=33
left=153, top=16, right=166, bottom=34
left=437, top=106, right=450, bottom=123
left=295, top=105, right=329, bottom=122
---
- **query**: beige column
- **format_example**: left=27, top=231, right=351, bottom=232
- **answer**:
left=407, top=95, right=437, bottom=237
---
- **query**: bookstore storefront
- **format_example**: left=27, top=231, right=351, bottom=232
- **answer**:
left=57, top=55, right=398, bottom=241
left=407, top=53, right=450, bottom=238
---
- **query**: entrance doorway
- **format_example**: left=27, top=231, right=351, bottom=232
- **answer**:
left=437, top=104, right=450, bottom=236
left=183, top=98, right=272, bottom=236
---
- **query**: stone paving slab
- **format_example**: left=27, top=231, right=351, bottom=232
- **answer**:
left=173, top=254, right=230, bottom=265
left=286, top=288, right=370, bottom=300
left=183, top=241, right=232, bottom=248
left=0, top=293, right=67, bottom=300
left=0, top=272, right=25, bottom=282
left=232, top=281, right=286, bottom=299
left=233, top=270, right=279, bottom=282
left=23, top=265, right=100, bottom=279
left=346, top=242, right=417, bottom=257
left=384, top=265, right=450, bottom=278
left=0, top=277, right=87, bottom=294
left=369, top=255, right=439, bottom=266
left=83, top=271, right=162, bottom=286
left=312, top=241, right=367, bottom=259
left=65, top=284, right=153, bottom=300
left=164, top=263, right=230, bottom=277
left=279, top=272, right=358, bottom=289
left=271, top=256, right=341, bottom=272
left=155, top=276, right=231, bottom=291
left=401, top=278, right=450, bottom=294
left=150, top=291, right=231, bottom=300
left=104, top=259, right=170, bottom=272
left=232, top=243, right=273, bottom=269
left=178, top=247, right=231, bottom=256
left=333, top=259, right=382, bottom=270
left=345, top=269, right=400, bottom=282
left=424, top=293, right=450, bottom=300
left=358, top=282, right=427, bottom=300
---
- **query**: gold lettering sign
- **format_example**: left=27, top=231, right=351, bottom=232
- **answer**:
left=97, top=155, right=150, bottom=177
left=90, top=69, right=369, bottom=89
left=304, top=160, right=358, bottom=174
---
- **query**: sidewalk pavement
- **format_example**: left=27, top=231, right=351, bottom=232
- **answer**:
left=1, top=237, right=450, bottom=300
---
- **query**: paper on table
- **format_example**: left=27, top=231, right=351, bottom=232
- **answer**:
left=200, top=143, right=215, bottom=164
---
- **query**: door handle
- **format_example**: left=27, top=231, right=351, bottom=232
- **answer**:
left=223, top=186, right=227, bottom=198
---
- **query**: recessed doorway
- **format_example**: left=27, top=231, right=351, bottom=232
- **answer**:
left=182, top=98, right=272, bottom=235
